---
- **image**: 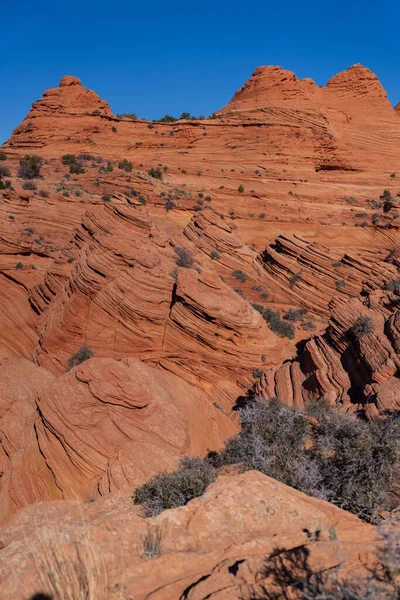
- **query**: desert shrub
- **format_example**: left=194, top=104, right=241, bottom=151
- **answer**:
left=158, top=114, right=177, bottom=122
left=112, top=126, right=117, bottom=132
left=61, top=154, right=76, bottom=166
left=0, top=164, right=11, bottom=178
left=216, top=399, right=398, bottom=521
left=252, top=368, right=264, bottom=378
left=381, top=189, right=392, bottom=199
left=0, top=180, right=12, bottom=190
left=78, top=153, right=95, bottom=161
left=148, top=167, right=163, bottom=180
left=69, top=163, right=85, bottom=175
left=0, top=151, right=6, bottom=160
left=118, top=159, right=133, bottom=172
left=18, top=155, right=43, bottom=179
left=238, top=184, right=244, bottom=193
left=302, top=320, right=316, bottom=331
left=67, top=345, right=93, bottom=369
left=16, top=262, right=23, bottom=269
left=140, top=526, right=163, bottom=559
left=38, top=189, right=49, bottom=197
left=211, top=249, right=220, bottom=260
left=385, top=278, right=400, bottom=292
left=22, top=181, right=37, bottom=190
left=101, top=194, right=111, bottom=201
left=283, top=308, right=307, bottom=322
left=174, top=246, right=193, bottom=268
left=133, top=457, right=216, bottom=516
left=351, top=315, right=374, bottom=338
left=165, top=199, right=175, bottom=211
left=252, top=304, right=295, bottom=339
left=336, top=279, right=346, bottom=289
left=232, top=270, right=248, bottom=282
left=116, top=112, right=138, bottom=120
left=289, top=271, right=302, bottom=287
left=235, top=288, right=247, bottom=299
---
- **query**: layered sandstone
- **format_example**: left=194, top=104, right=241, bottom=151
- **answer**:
left=0, top=471, right=380, bottom=599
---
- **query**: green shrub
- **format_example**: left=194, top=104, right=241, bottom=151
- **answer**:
left=133, top=457, right=216, bottom=516
left=16, top=262, right=23, bottom=269
left=67, top=345, right=93, bottom=369
left=148, top=167, right=163, bottom=180
left=252, top=303, right=295, bottom=339
left=0, top=151, right=6, bottom=161
left=158, top=114, right=177, bottom=123
left=69, top=164, right=85, bottom=175
left=38, top=189, right=49, bottom=197
left=18, top=155, right=43, bottom=179
left=62, top=154, right=77, bottom=166
left=238, top=184, right=244, bottom=193
left=118, top=159, right=133, bottom=172
left=211, top=250, right=220, bottom=260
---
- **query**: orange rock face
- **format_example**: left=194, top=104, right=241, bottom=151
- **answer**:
left=0, top=471, right=380, bottom=599
left=0, top=65, right=399, bottom=596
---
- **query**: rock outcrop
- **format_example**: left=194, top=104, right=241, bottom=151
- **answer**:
left=0, top=357, right=236, bottom=521
left=0, top=471, right=380, bottom=599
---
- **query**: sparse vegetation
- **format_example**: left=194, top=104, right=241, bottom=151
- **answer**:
left=0, top=151, right=6, bottom=161
left=22, top=181, right=37, bottom=190
left=174, top=246, right=194, bottom=268
left=289, top=271, right=302, bottom=287
left=232, top=270, right=248, bottom=282
left=67, top=345, right=94, bottom=369
left=134, top=398, right=400, bottom=522
left=252, top=304, right=295, bottom=339
left=118, top=159, right=133, bottom=172
left=238, top=184, right=244, bottom=193
left=38, top=189, right=49, bottom=197
left=62, top=154, right=77, bottom=166
left=148, top=167, right=163, bottom=180
left=133, top=456, right=216, bottom=516
left=18, top=155, right=43, bottom=179
left=283, top=308, right=307, bottom=322
left=69, top=164, right=85, bottom=175
left=351, top=315, right=374, bottom=339
left=211, top=250, right=220, bottom=260
left=140, top=527, right=163, bottom=559
left=0, top=165, right=11, bottom=178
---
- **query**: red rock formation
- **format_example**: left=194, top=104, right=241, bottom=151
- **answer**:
left=0, top=357, right=236, bottom=521
left=0, top=65, right=399, bottom=534
left=0, top=471, right=380, bottom=599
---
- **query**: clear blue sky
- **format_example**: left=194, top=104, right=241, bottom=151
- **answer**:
left=1, top=0, right=399, bottom=144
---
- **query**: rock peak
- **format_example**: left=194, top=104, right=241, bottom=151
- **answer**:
left=59, top=75, right=82, bottom=87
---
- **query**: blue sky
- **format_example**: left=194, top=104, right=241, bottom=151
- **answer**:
left=1, top=0, right=399, bottom=143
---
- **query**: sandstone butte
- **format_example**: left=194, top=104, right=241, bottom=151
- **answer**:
left=0, top=65, right=399, bottom=597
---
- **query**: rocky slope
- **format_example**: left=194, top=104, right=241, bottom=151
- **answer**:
left=0, top=64, right=399, bottom=597
left=0, top=471, right=381, bottom=599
